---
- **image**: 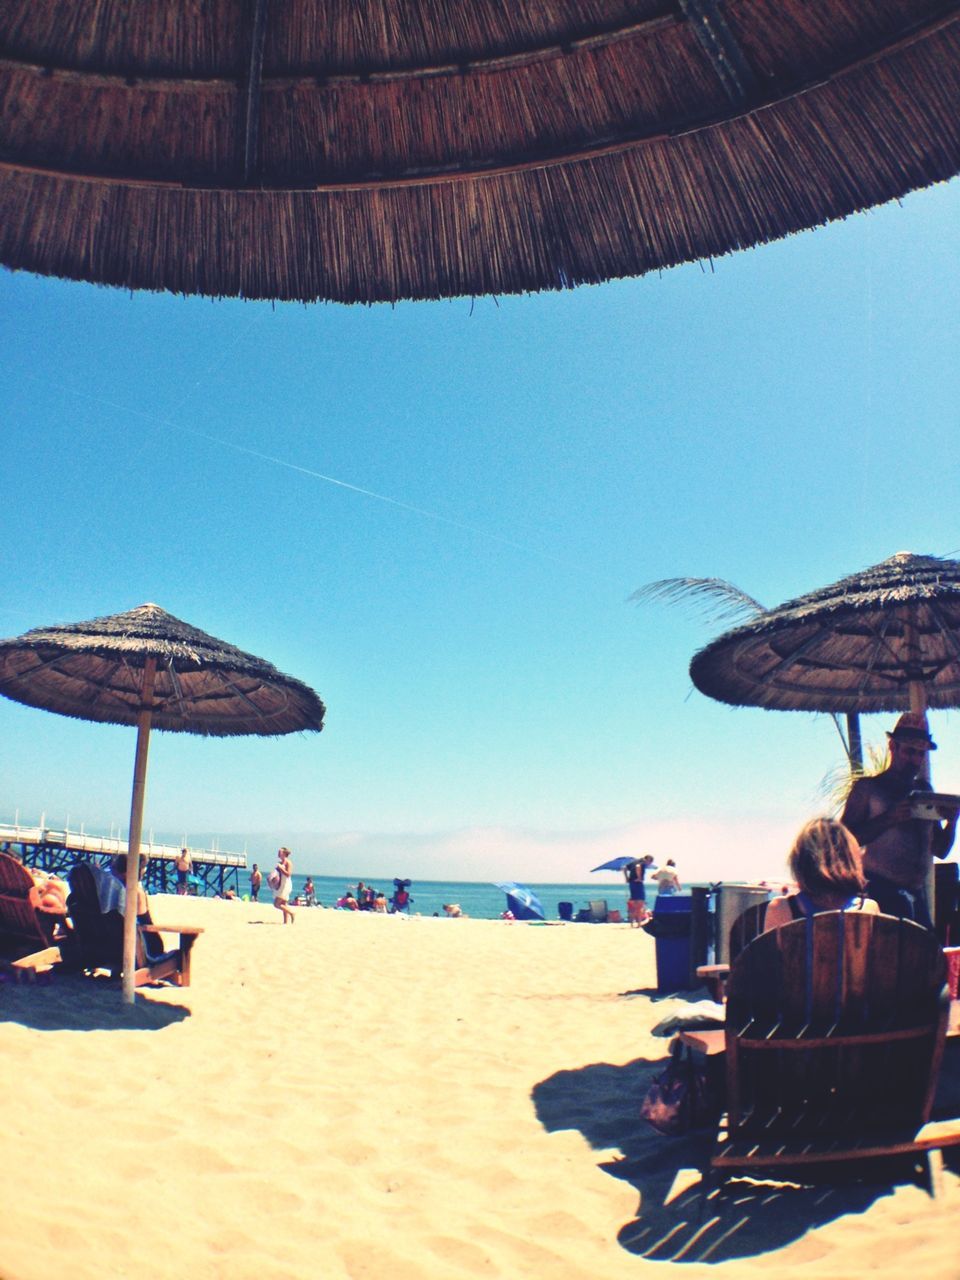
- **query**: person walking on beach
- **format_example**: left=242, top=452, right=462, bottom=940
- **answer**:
left=176, top=846, right=192, bottom=895
left=624, top=854, right=654, bottom=926
left=249, top=863, right=262, bottom=902
left=840, top=712, right=957, bottom=928
left=273, top=847, right=295, bottom=924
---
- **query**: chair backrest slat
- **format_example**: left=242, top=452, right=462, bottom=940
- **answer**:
left=0, top=851, right=34, bottom=898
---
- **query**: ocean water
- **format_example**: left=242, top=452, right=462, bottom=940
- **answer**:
left=243, top=873, right=644, bottom=921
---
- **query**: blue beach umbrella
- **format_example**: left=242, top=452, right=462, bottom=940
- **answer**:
left=494, top=881, right=545, bottom=921
left=590, top=856, right=637, bottom=873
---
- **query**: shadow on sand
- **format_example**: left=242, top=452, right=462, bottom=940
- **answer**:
left=532, top=1049, right=948, bottom=1264
left=0, top=973, right=189, bottom=1031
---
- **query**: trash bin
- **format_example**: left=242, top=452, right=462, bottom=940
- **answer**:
left=651, top=895, right=694, bottom=993
left=713, top=884, right=771, bottom=964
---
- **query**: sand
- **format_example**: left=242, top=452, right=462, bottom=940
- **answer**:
left=2, top=897, right=958, bottom=1280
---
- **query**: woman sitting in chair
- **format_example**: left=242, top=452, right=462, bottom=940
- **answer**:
left=763, top=818, right=879, bottom=932
left=110, top=855, right=165, bottom=959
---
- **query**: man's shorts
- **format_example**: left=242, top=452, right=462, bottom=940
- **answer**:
left=864, top=872, right=932, bottom=930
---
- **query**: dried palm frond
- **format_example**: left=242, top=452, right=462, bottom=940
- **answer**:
left=630, top=577, right=765, bottom=626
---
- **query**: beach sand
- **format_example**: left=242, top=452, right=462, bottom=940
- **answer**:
left=2, top=897, right=958, bottom=1280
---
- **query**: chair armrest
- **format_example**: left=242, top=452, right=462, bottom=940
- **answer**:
left=678, top=1027, right=726, bottom=1056
left=10, top=945, right=62, bottom=974
left=696, top=963, right=730, bottom=1003
left=140, top=924, right=204, bottom=938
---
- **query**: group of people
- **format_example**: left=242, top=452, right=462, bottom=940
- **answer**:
left=622, top=855, right=683, bottom=926
left=335, top=881, right=390, bottom=911
left=248, top=856, right=416, bottom=921
left=624, top=710, right=957, bottom=936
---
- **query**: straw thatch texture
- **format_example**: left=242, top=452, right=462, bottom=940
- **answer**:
left=690, top=553, right=960, bottom=714
left=0, top=1, right=958, bottom=302
left=0, top=603, right=326, bottom=736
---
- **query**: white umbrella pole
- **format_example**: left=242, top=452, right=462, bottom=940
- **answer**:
left=122, top=658, right=157, bottom=1005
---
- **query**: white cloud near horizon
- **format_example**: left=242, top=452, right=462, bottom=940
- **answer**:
left=212, top=815, right=803, bottom=885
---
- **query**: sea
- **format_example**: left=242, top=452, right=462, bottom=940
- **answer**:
left=241, top=873, right=703, bottom=921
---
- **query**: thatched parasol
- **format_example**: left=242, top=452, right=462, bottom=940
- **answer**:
left=0, top=603, right=326, bottom=1002
left=689, top=552, right=960, bottom=722
left=1, top=1, right=959, bottom=303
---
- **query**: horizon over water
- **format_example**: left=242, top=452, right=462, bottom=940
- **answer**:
left=244, top=873, right=722, bottom=920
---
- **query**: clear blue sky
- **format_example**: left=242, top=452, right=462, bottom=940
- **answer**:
left=2, top=178, right=959, bottom=885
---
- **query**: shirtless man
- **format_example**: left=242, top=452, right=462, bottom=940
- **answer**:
left=840, top=711, right=956, bottom=928
left=176, top=846, right=192, bottom=895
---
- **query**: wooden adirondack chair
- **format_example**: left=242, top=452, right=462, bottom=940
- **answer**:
left=0, top=850, right=65, bottom=964
left=709, top=911, right=960, bottom=1194
left=66, top=862, right=202, bottom=987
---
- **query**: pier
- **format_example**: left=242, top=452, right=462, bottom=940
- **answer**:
left=0, top=821, right=246, bottom=897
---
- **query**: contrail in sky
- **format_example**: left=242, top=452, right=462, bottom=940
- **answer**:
left=35, top=377, right=566, bottom=563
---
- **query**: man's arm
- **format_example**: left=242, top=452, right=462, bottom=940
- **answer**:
left=840, top=779, right=913, bottom=846
left=933, top=812, right=958, bottom=859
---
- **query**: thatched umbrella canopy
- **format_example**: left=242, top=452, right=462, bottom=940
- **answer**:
left=690, top=552, right=960, bottom=718
left=0, top=603, right=325, bottom=1001
left=1, top=1, right=958, bottom=303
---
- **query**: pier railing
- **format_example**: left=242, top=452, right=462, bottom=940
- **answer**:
left=0, top=820, right=246, bottom=896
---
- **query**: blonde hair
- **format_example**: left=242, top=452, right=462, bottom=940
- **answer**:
left=789, top=819, right=865, bottom=899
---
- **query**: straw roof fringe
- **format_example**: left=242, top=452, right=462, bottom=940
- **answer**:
left=0, top=603, right=326, bottom=736
left=1, top=1, right=958, bottom=302
left=690, top=553, right=960, bottom=714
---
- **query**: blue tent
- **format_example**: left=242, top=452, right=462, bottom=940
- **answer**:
left=493, top=881, right=545, bottom=921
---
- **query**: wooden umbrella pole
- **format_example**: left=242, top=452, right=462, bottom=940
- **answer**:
left=122, top=657, right=157, bottom=1005
left=905, top=649, right=936, bottom=922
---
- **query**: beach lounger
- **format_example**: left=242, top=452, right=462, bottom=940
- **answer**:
left=704, top=911, right=960, bottom=1196
left=66, top=863, right=202, bottom=987
left=0, top=850, right=64, bottom=963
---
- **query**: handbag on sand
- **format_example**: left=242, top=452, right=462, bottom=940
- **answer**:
left=640, top=1037, right=716, bottom=1136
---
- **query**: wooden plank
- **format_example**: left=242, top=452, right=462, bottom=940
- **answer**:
left=678, top=1028, right=725, bottom=1056
left=734, top=1026, right=932, bottom=1050
left=713, top=1117, right=960, bottom=1168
